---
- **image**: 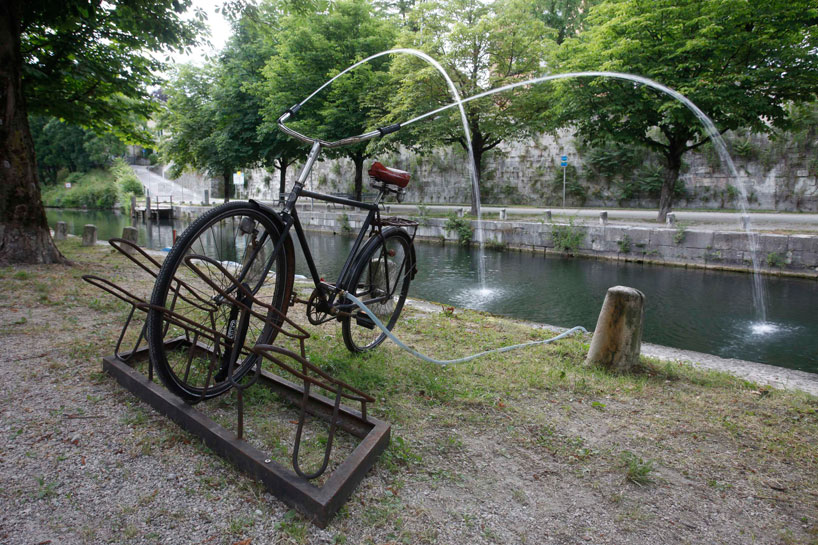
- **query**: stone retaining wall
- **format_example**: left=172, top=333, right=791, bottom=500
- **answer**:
left=295, top=209, right=818, bottom=277
left=167, top=204, right=818, bottom=276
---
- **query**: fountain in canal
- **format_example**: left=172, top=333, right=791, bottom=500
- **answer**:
left=260, top=50, right=779, bottom=337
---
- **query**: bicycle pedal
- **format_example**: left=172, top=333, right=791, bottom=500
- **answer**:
left=355, top=313, right=375, bottom=330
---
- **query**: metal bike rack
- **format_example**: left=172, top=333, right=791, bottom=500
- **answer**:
left=87, top=239, right=391, bottom=527
left=102, top=343, right=389, bottom=527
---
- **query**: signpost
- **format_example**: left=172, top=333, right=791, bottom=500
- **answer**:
left=560, top=155, right=568, bottom=208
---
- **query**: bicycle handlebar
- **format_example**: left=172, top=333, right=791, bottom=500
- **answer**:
left=277, top=106, right=400, bottom=149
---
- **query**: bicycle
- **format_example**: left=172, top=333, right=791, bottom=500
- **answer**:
left=146, top=107, right=418, bottom=402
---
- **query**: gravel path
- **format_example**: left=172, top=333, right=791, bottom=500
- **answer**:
left=1, top=242, right=816, bottom=544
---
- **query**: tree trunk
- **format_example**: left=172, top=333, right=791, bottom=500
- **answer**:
left=0, top=2, right=66, bottom=265
left=352, top=151, right=364, bottom=202
left=657, top=148, right=683, bottom=223
left=223, top=171, right=232, bottom=203
left=277, top=159, right=287, bottom=204
left=469, top=145, right=483, bottom=216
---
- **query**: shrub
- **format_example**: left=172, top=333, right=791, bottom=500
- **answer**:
left=42, top=168, right=120, bottom=209
left=118, top=174, right=143, bottom=196
left=617, top=235, right=632, bottom=253
left=444, top=214, right=472, bottom=245
left=551, top=218, right=584, bottom=253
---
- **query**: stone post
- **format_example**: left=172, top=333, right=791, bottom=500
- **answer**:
left=544, top=210, right=552, bottom=223
left=599, top=211, right=608, bottom=225
left=457, top=207, right=466, bottom=218
left=54, top=221, right=67, bottom=240
left=130, top=195, right=137, bottom=218
left=586, top=286, right=645, bottom=373
left=386, top=205, right=391, bottom=214
left=666, top=213, right=676, bottom=226
left=82, top=224, right=97, bottom=246
left=122, top=226, right=139, bottom=253
left=204, top=189, right=210, bottom=206
left=499, top=208, right=507, bottom=220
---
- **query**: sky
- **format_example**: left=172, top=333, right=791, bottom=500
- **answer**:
left=165, top=0, right=234, bottom=66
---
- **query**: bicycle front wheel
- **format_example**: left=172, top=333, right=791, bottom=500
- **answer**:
left=342, top=228, right=414, bottom=353
left=147, top=201, right=294, bottom=401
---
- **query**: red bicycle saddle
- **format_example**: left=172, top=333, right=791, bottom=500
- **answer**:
left=368, top=162, right=410, bottom=188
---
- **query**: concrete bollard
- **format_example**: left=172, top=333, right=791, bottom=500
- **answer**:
left=121, top=226, right=138, bottom=253
left=586, top=286, right=645, bottom=373
left=666, top=212, right=676, bottom=226
left=386, top=205, right=391, bottom=214
left=130, top=195, right=137, bottom=218
left=544, top=210, right=552, bottom=222
left=54, top=221, right=67, bottom=241
left=457, top=207, right=466, bottom=218
left=499, top=208, right=507, bottom=220
left=741, top=215, right=750, bottom=230
left=82, top=224, right=97, bottom=246
left=204, top=189, right=210, bottom=206
left=599, top=211, right=608, bottom=225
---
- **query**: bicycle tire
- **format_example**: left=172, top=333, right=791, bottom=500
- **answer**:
left=341, top=227, right=414, bottom=353
left=147, top=201, right=294, bottom=401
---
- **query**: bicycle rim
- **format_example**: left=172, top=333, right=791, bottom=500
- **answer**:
left=148, top=202, right=293, bottom=401
left=342, top=229, right=412, bottom=352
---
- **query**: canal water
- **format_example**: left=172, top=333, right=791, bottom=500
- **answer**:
left=47, top=209, right=818, bottom=373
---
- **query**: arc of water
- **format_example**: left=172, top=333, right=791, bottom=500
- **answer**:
left=290, top=60, right=766, bottom=323
left=399, top=70, right=767, bottom=322
left=288, top=48, right=487, bottom=286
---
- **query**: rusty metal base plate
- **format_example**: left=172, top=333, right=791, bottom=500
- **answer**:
left=102, top=343, right=390, bottom=527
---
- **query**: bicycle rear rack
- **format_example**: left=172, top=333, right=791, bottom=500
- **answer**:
left=84, top=239, right=390, bottom=527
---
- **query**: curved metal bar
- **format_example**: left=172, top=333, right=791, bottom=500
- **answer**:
left=107, top=238, right=218, bottom=314
left=292, top=381, right=342, bottom=480
left=251, top=344, right=374, bottom=405
left=182, top=254, right=310, bottom=341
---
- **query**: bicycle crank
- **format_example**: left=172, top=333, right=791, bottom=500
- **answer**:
left=306, top=288, right=334, bottom=325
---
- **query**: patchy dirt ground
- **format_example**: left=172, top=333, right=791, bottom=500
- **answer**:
left=1, top=238, right=817, bottom=545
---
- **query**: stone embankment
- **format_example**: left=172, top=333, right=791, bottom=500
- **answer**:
left=294, top=208, right=818, bottom=278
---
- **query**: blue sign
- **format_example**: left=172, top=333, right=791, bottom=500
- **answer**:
left=560, top=155, right=568, bottom=167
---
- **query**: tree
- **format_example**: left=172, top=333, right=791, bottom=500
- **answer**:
left=219, top=3, right=303, bottom=203
left=388, top=0, right=554, bottom=214
left=160, top=64, right=244, bottom=201
left=0, top=0, right=200, bottom=264
left=532, top=0, right=601, bottom=45
left=554, top=0, right=818, bottom=221
left=256, top=0, right=398, bottom=201
left=30, top=116, right=125, bottom=183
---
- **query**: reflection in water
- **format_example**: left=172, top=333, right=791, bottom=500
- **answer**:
left=47, top=209, right=818, bottom=373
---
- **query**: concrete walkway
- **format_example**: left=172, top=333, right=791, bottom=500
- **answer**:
left=131, top=165, right=203, bottom=203
left=377, top=203, right=818, bottom=233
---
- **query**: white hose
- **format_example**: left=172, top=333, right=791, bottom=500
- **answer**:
left=342, top=291, right=588, bottom=366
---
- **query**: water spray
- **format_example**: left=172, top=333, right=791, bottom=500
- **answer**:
left=289, top=52, right=771, bottom=353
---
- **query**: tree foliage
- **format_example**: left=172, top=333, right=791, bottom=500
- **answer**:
left=29, top=116, right=126, bottom=184
left=1, top=0, right=200, bottom=264
left=553, top=0, right=818, bottom=220
left=387, top=0, right=555, bottom=212
left=255, top=0, right=398, bottom=200
left=20, top=0, right=204, bottom=143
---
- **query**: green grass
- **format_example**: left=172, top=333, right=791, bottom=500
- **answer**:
left=3, top=239, right=817, bottom=543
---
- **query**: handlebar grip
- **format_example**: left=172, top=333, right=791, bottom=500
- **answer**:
left=281, top=103, right=302, bottom=122
left=377, top=123, right=401, bottom=136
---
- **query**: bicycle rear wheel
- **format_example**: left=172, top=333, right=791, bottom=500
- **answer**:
left=342, top=228, right=414, bottom=353
left=147, top=201, right=294, bottom=401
